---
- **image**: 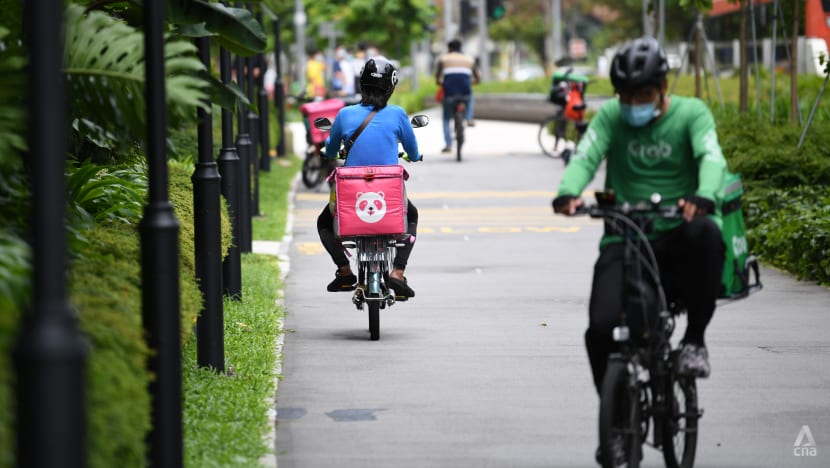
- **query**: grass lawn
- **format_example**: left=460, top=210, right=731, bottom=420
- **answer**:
left=182, top=154, right=300, bottom=467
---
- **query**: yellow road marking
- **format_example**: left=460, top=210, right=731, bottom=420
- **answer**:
left=296, top=242, right=325, bottom=255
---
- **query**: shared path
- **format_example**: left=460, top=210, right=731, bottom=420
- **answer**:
left=271, top=109, right=830, bottom=467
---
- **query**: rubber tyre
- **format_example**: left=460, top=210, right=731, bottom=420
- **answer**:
left=538, top=115, right=566, bottom=158
left=368, top=299, right=380, bottom=341
left=662, top=375, right=698, bottom=468
left=599, top=359, right=642, bottom=468
left=454, top=106, right=465, bottom=162
left=301, top=149, right=323, bottom=188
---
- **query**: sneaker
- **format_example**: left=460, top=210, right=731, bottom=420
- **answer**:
left=677, top=343, right=711, bottom=378
left=440, top=146, right=452, bottom=154
left=387, top=276, right=415, bottom=298
left=326, top=269, right=357, bottom=292
left=466, top=119, right=476, bottom=127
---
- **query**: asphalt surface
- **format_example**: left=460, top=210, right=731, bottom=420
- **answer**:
left=271, top=108, right=830, bottom=468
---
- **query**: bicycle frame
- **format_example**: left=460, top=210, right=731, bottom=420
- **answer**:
left=587, top=194, right=701, bottom=467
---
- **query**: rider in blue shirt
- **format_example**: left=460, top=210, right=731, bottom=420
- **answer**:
left=318, top=56, right=420, bottom=297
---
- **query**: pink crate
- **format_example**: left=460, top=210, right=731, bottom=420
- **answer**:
left=331, top=165, right=409, bottom=237
left=299, top=98, right=345, bottom=145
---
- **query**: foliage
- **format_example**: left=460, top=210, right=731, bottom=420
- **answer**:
left=63, top=4, right=209, bottom=156
left=743, top=186, right=830, bottom=284
left=183, top=254, right=283, bottom=467
left=65, top=161, right=148, bottom=228
left=301, top=0, right=435, bottom=61
left=0, top=26, right=26, bottom=171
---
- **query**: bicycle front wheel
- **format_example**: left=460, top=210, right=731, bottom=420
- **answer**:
left=599, top=359, right=642, bottom=468
left=537, top=115, right=567, bottom=159
left=661, top=375, right=698, bottom=468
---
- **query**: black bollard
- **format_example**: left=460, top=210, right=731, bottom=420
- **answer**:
left=218, top=47, right=242, bottom=298
left=258, top=60, right=271, bottom=172
left=245, top=52, right=262, bottom=217
left=14, top=1, right=88, bottom=467
left=193, top=36, right=225, bottom=371
left=273, top=15, right=286, bottom=157
left=235, top=55, right=254, bottom=253
left=257, top=9, right=271, bottom=172
left=139, top=0, right=183, bottom=466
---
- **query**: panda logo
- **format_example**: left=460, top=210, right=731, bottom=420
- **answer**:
left=355, top=191, right=387, bottom=223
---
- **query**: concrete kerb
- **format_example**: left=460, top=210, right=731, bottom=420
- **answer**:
left=256, top=168, right=301, bottom=468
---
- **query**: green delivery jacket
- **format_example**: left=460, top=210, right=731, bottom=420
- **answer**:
left=556, top=95, right=727, bottom=247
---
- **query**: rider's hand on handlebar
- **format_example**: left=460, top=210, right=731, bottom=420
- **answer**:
left=552, top=195, right=583, bottom=215
left=678, top=195, right=715, bottom=222
left=399, top=152, right=423, bottom=162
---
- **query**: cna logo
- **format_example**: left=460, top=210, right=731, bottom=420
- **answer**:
left=793, top=425, right=818, bottom=457
left=627, top=140, right=672, bottom=160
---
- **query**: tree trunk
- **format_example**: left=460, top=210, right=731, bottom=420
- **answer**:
left=695, top=15, right=702, bottom=98
left=790, top=0, right=800, bottom=124
left=739, top=0, right=748, bottom=113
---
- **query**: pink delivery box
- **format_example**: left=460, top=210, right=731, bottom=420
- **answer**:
left=299, top=98, right=345, bottom=145
left=330, top=165, right=409, bottom=237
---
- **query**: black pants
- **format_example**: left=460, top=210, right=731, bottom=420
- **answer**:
left=317, top=200, right=419, bottom=270
left=584, top=217, right=725, bottom=392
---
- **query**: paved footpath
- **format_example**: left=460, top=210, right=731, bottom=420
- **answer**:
left=271, top=108, right=830, bottom=468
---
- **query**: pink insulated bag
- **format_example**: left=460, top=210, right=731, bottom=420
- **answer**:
left=330, top=165, right=409, bottom=237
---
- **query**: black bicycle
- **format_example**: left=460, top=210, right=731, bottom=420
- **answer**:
left=446, top=94, right=468, bottom=162
left=538, top=68, right=589, bottom=162
left=580, top=193, right=700, bottom=468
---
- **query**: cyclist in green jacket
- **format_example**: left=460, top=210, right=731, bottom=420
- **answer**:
left=553, top=37, right=727, bottom=393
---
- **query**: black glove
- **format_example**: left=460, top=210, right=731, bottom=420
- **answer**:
left=684, top=194, right=716, bottom=214
left=552, top=195, right=578, bottom=213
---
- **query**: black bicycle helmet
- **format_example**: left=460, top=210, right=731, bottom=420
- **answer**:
left=359, top=56, right=398, bottom=95
left=610, top=36, right=668, bottom=92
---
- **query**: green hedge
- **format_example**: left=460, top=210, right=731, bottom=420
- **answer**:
left=714, top=105, right=830, bottom=285
left=0, top=162, right=231, bottom=467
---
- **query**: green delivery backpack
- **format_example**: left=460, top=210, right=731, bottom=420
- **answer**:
left=719, top=172, right=762, bottom=298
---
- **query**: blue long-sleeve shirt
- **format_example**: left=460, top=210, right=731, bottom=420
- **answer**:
left=325, top=103, right=420, bottom=166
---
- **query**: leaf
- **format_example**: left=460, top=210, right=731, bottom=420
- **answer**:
left=169, top=1, right=266, bottom=56
left=63, top=4, right=209, bottom=152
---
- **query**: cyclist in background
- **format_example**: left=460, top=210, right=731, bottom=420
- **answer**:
left=435, top=38, right=480, bottom=154
left=318, top=56, right=420, bottom=298
left=552, top=37, right=727, bottom=395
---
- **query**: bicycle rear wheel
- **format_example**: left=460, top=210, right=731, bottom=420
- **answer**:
left=367, top=299, right=380, bottom=341
left=454, top=103, right=465, bottom=162
left=599, top=359, right=642, bottom=468
left=537, top=114, right=567, bottom=158
left=661, top=374, right=698, bottom=468
left=301, top=147, right=324, bottom=188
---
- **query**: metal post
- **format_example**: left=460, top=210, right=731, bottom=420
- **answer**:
left=193, top=37, right=225, bottom=371
left=246, top=52, right=262, bottom=217
left=235, top=55, right=254, bottom=253
left=258, top=11, right=271, bottom=172
left=218, top=48, right=242, bottom=298
left=749, top=0, right=762, bottom=119
left=477, top=0, right=490, bottom=81
left=139, top=0, right=183, bottom=466
left=15, top=1, right=88, bottom=466
left=770, top=0, right=779, bottom=122
left=551, top=0, right=562, bottom=65
left=273, top=15, right=286, bottom=157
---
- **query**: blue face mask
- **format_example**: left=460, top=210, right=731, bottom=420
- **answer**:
left=620, top=101, right=660, bottom=127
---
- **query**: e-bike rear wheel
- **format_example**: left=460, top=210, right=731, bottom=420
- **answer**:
left=367, top=299, right=380, bottom=341
left=661, top=374, right=698, bottom=468
left=599, top=359, right=642, bottom=468
left=301, top=147, right=324, bottom=188
left=537, top=114, right=568, bottom=158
